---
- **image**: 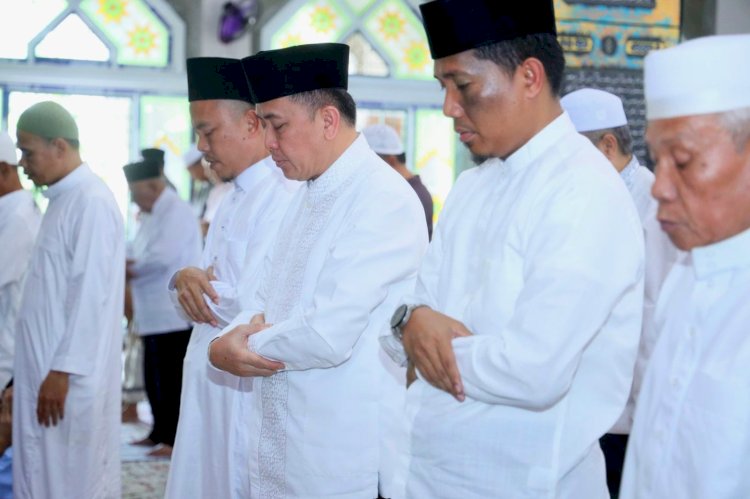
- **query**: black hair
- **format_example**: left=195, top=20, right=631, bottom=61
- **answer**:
left=289, top=88, right=357, bottom=126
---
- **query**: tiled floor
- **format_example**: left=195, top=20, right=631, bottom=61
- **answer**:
left=122, top=402, right=170, bottom=498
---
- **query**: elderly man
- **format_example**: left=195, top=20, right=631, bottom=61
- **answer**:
left=125, top=158, right=202, bottom=457
left=382, top=1, right=645, bottom=497
left=362, top=124, right=434, bottom=239
left=209, top=43, right=427, bottom=498
left=165, top=57, right=298, bottom=499
left=0, top=132, right=40, bottom=391
left=561, top=88, right=678, bottom=492
left=13, top=101, right=124, bottom=498
left=620, top=34, right=750, bottom=499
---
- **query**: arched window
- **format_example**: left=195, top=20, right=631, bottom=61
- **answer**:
left=262, top=0, right=463, bottom=216
left=0, top=0, right=189, bottom=226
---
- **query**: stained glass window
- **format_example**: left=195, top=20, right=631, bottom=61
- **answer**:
left=35, top=14, right=111, bottom=61
left=80, top=0, right=170, bottom=67
left=415, top=109, right=455, bottom=217
left=0, top=0, right=68, bottom=60
left=270, top=0, right=432, bottom=80
left=140, top=95, right=193, bottom=200
left=0, top=0, right=171, bottom=68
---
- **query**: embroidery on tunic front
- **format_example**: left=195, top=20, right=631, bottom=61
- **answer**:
left=257, top=170, right=358, bottom=499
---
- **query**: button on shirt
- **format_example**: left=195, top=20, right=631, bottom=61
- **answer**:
left=129, top=188, right=202, bottom=335
left=621, top=226, right=750, bottom=499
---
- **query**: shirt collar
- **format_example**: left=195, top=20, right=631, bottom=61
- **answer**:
left=43, top=163, right=89, bottom=200
left=234, top=156, right=274, bottom=193
left=151, top=186, right=174, bottom=216
left=619, top=155, right=640, bottom=192
left=307, top=133, right=367, bottom=199
left=692, top=225, right=750, bottom=279
left=502, top=112, right=574, bottom=172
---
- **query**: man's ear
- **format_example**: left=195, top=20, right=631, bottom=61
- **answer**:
left=320, top=105, right=341, bottom=141
left=519, top=57, right=545, bottom=99
left=50, top=137, right=69, bottom=157
left=245, top=107, right=261, bottom=135
left=600, top=133, right=619, bottom=158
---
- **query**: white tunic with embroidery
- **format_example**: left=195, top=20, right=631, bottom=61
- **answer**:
left=223, top=134, right=427, bottom=499
left=166, top=157, right=298, bottom=499
left=0, top=189, right=40, bottom=389
left=610, top=157, right=678, bottom=433
left=620, top=227, right=750, bottom=498
left=13, top=164, right=124, bottom=499
left=402, top=114, right=644, bottom=498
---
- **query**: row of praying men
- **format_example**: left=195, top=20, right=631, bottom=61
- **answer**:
left=1, top=0, right=749, bottom=498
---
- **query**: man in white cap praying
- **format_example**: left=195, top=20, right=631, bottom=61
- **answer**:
left=561, top=88, right=679, bottom=493
left=362, top=124, right=434, bottom=239
left=13, top=101, right=124, bottom=499
left=381, top=0, right=644, bottom=496
left=620, top=33, right=750, bottom=499
left=0, top=131, right=40, bottom=393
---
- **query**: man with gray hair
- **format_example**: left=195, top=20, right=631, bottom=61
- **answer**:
left=620, top=34, right=750, bottom=498
left=561, top=88, right=678, bottom=493
left=13, top=101, right=124, bottom=499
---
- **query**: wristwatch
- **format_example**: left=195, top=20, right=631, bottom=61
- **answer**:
left=390, top=304, right=426, bottom=341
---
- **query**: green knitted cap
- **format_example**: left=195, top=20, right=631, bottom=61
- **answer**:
left=16, top=101, right=79, bottom=140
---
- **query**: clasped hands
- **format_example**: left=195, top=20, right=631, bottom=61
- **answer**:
left=175, top=266, right=220, bottom=326
left=402, top=307, right=472, bottom=402
left=208, top=314, right=285, bottom=377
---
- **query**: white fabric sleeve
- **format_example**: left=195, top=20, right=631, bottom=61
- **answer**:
left=50, top=198, right=124, bottom=376
left=248, top=194, right=426, bottom=371
left=452, top=181, right=644, bottom=409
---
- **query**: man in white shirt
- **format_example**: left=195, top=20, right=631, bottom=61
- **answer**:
left=0, top=131, right=41, bottom=463
left=0, top=131, right=40, bottom=391
left=384, top=1, right=644, bottom=497
left=620, top=34, right=750, bottom=499
left=561, top=88, right=678, bottom=493
left=209, top=43, right=427, bottom=498
left=165, top=57, right=298, bottom=499
left=13, top=101, right=124, bottom=499
left=124, top=158, right=202, bottom=457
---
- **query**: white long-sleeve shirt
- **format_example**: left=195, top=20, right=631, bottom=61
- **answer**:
left=13, top=164, right=125, bottom=499
left=610, top=157, right=679, bottom=433
left=221, top=134, right=427, bottom=499
left=165, top=157, right=299, bottom=499
left=0, top=190, right=40, bottom=389
left=621, top=226, right=750, bottom=499
left=399, top=114, right=644, bottom=498
left=129, top=187, right=202, bottom=335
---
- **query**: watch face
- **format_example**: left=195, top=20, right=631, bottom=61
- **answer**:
left=390, top=304, right=408, bottom=329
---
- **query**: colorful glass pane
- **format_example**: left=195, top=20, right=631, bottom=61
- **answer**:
left=7, top=91, right=132, bottom=217
left=35, top=14, right=110, bottom=61
left=139, top=95, right=192, bottom=200
left=80, top=0, right=170, bottom=67
left=0, top=0, right=68, bottom=60
left=343, top=0, right=376, bottom=14
left=362, top=0, right=432, bottom=80
left=271, top=0, right=352, bottom=49
left=415, top=109, right=455, bottom=218
left=346, top=32, right=388, bottom=77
